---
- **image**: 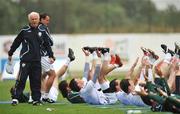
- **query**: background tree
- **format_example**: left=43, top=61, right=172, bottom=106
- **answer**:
left=0, top=0, right=180, bottom=34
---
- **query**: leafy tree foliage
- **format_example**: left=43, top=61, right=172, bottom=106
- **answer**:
left=1, top=0, right=180, bottom=34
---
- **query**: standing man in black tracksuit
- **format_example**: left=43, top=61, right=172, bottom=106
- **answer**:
left=8, top=12, right=54, bottom=106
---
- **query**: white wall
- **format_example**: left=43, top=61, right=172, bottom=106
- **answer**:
left=0, top=33, right=179, bottom=79
left=64, top=33, right=179, bottom=71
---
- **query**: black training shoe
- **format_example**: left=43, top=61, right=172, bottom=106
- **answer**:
left=11, top=99, right=18, bottom=106
left=168, top=49, right=175, bottom=56
left=140, top=47, right=149, bottom=56
left=100, top=47, right=110, bottom=55
left=68, top=48, right=75, bottom=61
left=42, top=98, right=55, bottom=103
left=151, top=104, right=163, bottom=112
left=147, top=49, right=159, bottom=60
left=47, top=98, right=55, bottom=103
left=88, top=47, right=97, bottom=54
left=161, top=44, right=175, bottom=56
left=83, top=46, right=90, bottom=51
left=175, top=42, right=180, bottom=54
left=161, top=44, right=168, bottom=53
left=32, top=101, right=43, bottom=106
left=42, top=98, right=48, bottom=103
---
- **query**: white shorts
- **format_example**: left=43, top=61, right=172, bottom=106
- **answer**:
left=80, top=80, right=108, bottom=105
left=104, top=93, right=118, bottom=104
left=41, top=56, right=54, bottom=73
left=100, top=81, right=117, bottom=104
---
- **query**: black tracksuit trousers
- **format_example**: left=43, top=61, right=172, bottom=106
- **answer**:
left=12, top=61, right=41, bottom=101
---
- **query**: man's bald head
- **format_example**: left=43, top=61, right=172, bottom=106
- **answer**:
left=28, top=12, right=40, bottom=27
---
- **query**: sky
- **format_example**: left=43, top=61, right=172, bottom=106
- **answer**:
left=151, top=0, right=180, bottom=10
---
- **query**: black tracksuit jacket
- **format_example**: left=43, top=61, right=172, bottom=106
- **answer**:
left=39, top=23, right=53, bottom=57
left=8, top=24, right=53, bottom=62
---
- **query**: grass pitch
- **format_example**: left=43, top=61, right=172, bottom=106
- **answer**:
left=0, top=79, right=173, bottom=114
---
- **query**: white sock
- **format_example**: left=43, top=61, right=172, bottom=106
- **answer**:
left=44, top=93, right=48, bottom=98
left=114, top=64, right=119, bottom=68
left=28, top=95, right=33, bottom=102
left=41, top=91, right=48, bottom=99
left=149, top=56, right=156, bottom=65
left=85, top=56, right=90, bottom=63
left=92, top=51, right=98, bottom=60
left=139, top=68, right=145, bottom=81
left=148, top=68, right=154, bottom=83
left=143, top=56, right=149, bottom=60
left=41, top=91, right=45, bottom=98
left=163, top=53, right=171, bottom=64
left=103, top=52, right=110, bottom=61
left=64, top=58, right=70, bottom=66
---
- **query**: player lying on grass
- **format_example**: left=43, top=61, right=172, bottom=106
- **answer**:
left=155, top=42, right=180, bottom=95
left=137, top=58, right=180, bottom=113
left=68, top=47, right=122, bottom=105
left=135, top=44, right=180, bottom=113
left=107, top=46, right=161, bottom=107
left=110, top=56, right=147, bottom=107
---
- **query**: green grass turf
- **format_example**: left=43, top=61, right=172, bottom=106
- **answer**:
left=0, top=103, right=173, bottom=114
left=0, top=77, right=173, bottom=114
